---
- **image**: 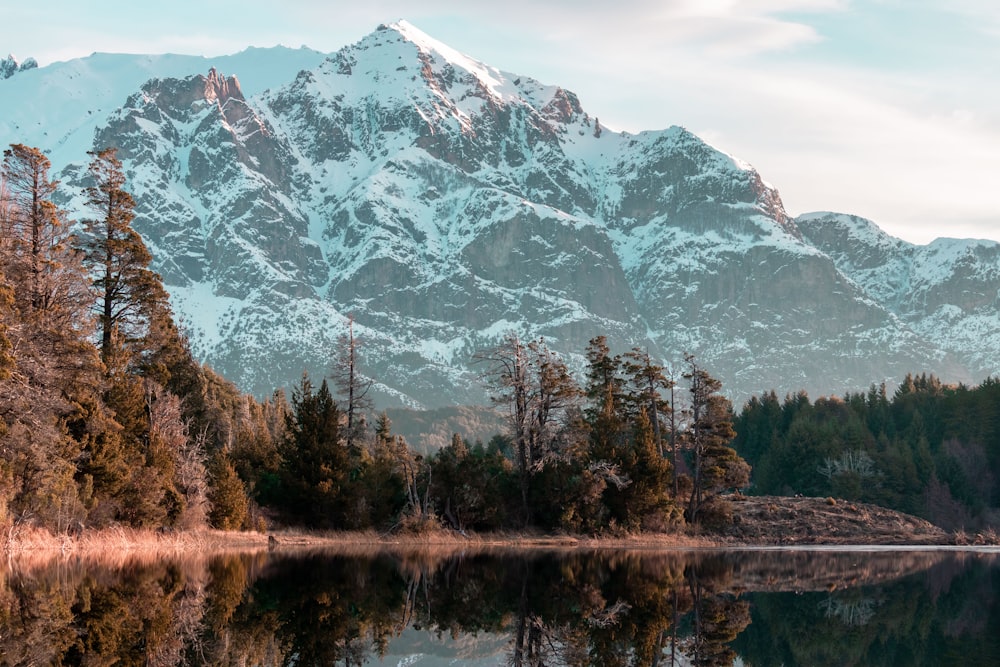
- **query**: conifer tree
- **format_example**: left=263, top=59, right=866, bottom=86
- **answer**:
left=79, top=147, right=169, bottom=363
left=584, top=336, right=626, bottom=420
left=526, top=339, right=581, bottom=468
left=280, top=375, right=348, bottom=527
left=622, top=347, right=673, bottom=456
left=683, top=354, right=749, bottom=524
left=0, top=144, right=100, bottom=531
left=208, top=449, right=249, bottom=530
left=624, top=406, right=675, bottom=529
left=1, top=144, right=64, bottom=313
left=72, top=148, right=195, bottom=527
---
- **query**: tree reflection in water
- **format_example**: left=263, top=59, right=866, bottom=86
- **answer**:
left=0, top=548, right=997, bottom=665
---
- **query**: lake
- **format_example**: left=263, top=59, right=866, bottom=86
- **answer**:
left=1, top=546, right=998, bottom=665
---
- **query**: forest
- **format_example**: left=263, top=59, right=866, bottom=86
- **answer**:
left=2, top=140, right=997, bottom=539
left=734, top=374, right=1000, bottom=530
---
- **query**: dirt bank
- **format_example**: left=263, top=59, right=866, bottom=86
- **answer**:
left=721, top=495, right=952, bottom=545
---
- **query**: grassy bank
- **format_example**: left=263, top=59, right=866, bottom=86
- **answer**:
left=0, top=523, right=721, bottom=560
left=6, top=494, right=990, bottom=563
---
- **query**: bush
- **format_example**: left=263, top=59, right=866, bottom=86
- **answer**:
left=697, top=496, right=735, bottom=530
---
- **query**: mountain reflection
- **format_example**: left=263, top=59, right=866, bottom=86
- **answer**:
left=0, top=548, right=997, bottom=665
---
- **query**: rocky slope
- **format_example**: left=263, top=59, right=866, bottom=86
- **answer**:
left=4, top=21, right=999, bottom=408
left=724, top=495, right=949, bottom=545
left=0, top=54, right=36, bottom=79
left=798, top=212, right=1000, bottom=381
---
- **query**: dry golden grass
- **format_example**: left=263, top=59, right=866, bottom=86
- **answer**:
left=1, top=523, right=720, bottom=563
left=19, top=491, right=961, bottom=569
left=1, top=524, right=269, bottom=559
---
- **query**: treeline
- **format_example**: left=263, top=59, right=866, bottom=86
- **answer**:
left=10, top=140, right=998, bottom=538
left=0, top=142, right=750, bottom=536
left=734, top=374, right=1000, bottom=529
left=264, top=335, right=750, bottom=533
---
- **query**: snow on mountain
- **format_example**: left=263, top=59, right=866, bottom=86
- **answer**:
left=3, top=21, right=998, bottom=408
left=1, top=54, right=37, bottom=79
left=798, top=212, right=1000, bottom=381
left=0, top=46, right=329, bottom=172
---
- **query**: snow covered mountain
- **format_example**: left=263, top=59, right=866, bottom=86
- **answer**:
left=797, top=213, right=1000, bottom=382
left=3, top=21, right=997, bottom=408
left=1, top=54, right=37, bottom=79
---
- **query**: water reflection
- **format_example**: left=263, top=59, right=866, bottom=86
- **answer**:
left=0, top=547, right=997, bottom=665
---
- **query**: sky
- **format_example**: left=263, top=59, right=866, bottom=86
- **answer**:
left=4, top=1, right=999, bottom=244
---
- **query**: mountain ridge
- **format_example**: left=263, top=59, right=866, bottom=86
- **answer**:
left=2, top=21, right=997, bottom=409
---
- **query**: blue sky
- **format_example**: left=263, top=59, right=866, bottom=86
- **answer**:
left=4, top=0, right=998, bottom=243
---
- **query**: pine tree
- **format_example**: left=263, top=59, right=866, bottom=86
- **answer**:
left=623, top=406, right=675, bottom=530
left=208, top=450, right=249, bottom=530
left=526, top=339, right=581, bottom=469
left=1, top=144, right=64, bottom=313
left=683, top=355, right=749, bottom=525
left=584, top=336, right=625, bottom=420
left=79, top=147, right=169, bottom=363
left=622, top=347, right=673, bottom=457
left=0, top=144, right=100, bottom=531
left=73, top=148, right=196, bottom=528
left=279, top=374, right=348, bottom=527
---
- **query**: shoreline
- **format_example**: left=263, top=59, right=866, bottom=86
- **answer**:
left=3, top=495, right=995, bottom=560
left=1, top=524, right=993, bottom=559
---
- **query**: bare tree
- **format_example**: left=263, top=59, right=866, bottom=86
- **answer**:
left=147, top=383, right=211, bottom=529
left=477, top=334, right=581, bottom=525
left=331, top=315, right=374, bottom=452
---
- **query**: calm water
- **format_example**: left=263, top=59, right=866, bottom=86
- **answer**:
left=1, top=546, right=998, bottom=665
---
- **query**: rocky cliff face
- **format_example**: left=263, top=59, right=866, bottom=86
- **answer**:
left=0, top=54, right=36, bottom=79
left=798, top=212, right=1000, bottom=381
left=20, top=22, right=1000, bottom=407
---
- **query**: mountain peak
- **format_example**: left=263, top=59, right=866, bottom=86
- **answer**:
left=1, top=53, right=36, bottom=79
left=358, top=20, right=526, bottom=105
left=204, top=67, right=243, bottom=104
left=8, top=23, right=997, bottom=408
left=138, top=68, right=245, bottom=112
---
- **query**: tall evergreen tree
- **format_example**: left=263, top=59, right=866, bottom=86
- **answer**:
left=683, top=354, right=749, bottom=524
left=0, top=144, right=100, bottom=531
left=584, top=336, right=626, bottom=421
left=74, top=148, right=192, bottom=527
left=79, top=147, right=169, bottom=363
left=1, top=144, right=65, bottom=313
left=622, top=347, right=672, bottom=456
left=208, top=449, right=249, bottom=530
left=279, top=375, right=348, bottom=527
